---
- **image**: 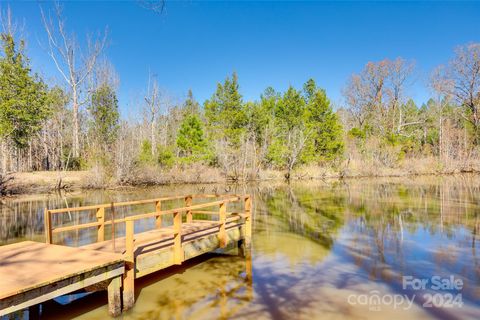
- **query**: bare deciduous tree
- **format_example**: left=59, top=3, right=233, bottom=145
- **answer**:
left=386, top=58, right=417, bottom=133
left=144, top=73, right=161, bottom=156
left=40, top=3, right=107, bottom=158
left=343, top=58, right=418, bottom=134
left=432, top=43, right=480, bottom=143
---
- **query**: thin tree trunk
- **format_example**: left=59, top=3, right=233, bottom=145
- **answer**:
left=72, top=85, right=80, bottom=158
left=151, top=120, right=155, bottom=155
left=1, top=139, right=7, bottom=173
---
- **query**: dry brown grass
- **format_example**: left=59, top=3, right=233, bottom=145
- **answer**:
left=121, top=163, right=224, bottom=186
left=9, top=170, right=90, bottom=194
left=291, top=156, right=480, bottom=181
left=4, top=155, right=480, bottom=196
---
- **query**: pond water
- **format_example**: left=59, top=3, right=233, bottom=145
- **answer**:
left=1, top=176, right=480, bottom=319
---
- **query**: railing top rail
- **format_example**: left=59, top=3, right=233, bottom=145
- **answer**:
left=124, top=196, right=242, bottom=222
left=47, top=194, right=250, bottom=215
left=48, top=195, right=246, bottom=234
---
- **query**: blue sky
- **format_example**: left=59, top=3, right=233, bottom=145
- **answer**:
left=6, top=1, right=480, bottom=115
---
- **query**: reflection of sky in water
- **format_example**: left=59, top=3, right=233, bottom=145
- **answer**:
left=1, top=177, right=480, bottom=319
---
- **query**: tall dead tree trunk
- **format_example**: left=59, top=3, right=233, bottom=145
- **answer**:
left=41, top=3, right=107, bottom=158
left=144, top=74, right=160, bottom=156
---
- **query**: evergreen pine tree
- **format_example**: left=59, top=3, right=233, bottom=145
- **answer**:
left=0, top=33, right=48, bottom=148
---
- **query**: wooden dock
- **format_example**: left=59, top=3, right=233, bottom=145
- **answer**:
left=0, top=194, right=252, bottom=317
left=0, top=241, right=124, bottom=317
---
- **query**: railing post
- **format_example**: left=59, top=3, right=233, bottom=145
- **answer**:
left=218, top=201, right=226, bottom=248
left=96, top=207, right=105, bottom=242
left=44, top=208, right=52, bottom=244
left=123, top=219, right=135, bottom=310
left=244, top=195, right=252, bottom=248
left=173, top=211, right=184, bottom=264
left=185, top=195, right=193, bottom=223
left=155, top=200, right=162, bottom=228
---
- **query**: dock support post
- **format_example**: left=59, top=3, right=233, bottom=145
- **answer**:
left=44, top=208, right=52, bottom=244
left=123, top=219, right=135, bottom=311
left=218, top=202, right=226, bottom=248
left=155, top=201, right=162, bottom=228
left=185, top=195, right=193, bottom=223
left=96, top=207, right=105, bottom=242
left=108, top=275, right=122, bottom=317
left=173, top=211, right=183, bottom=264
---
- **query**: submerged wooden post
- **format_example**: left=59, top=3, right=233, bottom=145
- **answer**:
left=96, top=207, right=105, bottom=242
left=218, top=201, right=226, bottom=248
left=123, top=219, right=135, bottom=311
left=244, top=196, right=252, bottom=248
left=155, top=200, right=162, bottom=228
left=173, top=211, right=183, bottom=264
left=107, top=275, right=122, bottom=316
left=185, top=195, right=193, bottom=223
left=44, top=208, right=52, bottom=244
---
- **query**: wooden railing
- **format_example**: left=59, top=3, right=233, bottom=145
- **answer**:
left=44, top=194, right=252, bottom=249
left=44, top=194, right=252, bottom=312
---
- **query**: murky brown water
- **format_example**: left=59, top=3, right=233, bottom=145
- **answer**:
left=1, top=176, right=480, bottom=319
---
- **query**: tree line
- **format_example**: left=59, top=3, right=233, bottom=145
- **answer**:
left=0, top=6, right=479, bottom=183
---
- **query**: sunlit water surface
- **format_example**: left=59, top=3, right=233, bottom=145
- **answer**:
left=1, top=176, right=480, bottom=319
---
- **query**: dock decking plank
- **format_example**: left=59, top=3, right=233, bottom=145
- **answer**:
left=0, top=241, right=124, bottom=300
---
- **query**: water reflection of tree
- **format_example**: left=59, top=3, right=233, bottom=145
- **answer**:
left=237, top=183, right=348, bottom=319
left=128, top=254, right=252, bottom=320
left=341, top=175, right=480, bottom=303
left=257, top=183, right=345, bottom=249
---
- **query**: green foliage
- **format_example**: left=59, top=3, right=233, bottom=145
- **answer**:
left=305, top=85, right=344, bottom=161
left=138, top=140, right=155, bottom=165
left=176, top=114, right=209, bottom=161
left=183, top=89, right=200, bottom=116
left=266, top=138, right=289, bottom=167
left=348, top=127, right=366, bottom=139
left=88, top=84, right=120, bottom=150
left=0, top=34, right=49, bottom=148
left=138, top=140, right=175, bottom=167
left=248, top=88, right=277, bottom=145
left=205, top=72, right=247, bottom=145
left=47, top=86, right=69, bottom=114
left=157, top=145, right=174, bottom=167
left=275, top=86, right=306, bottom=131
left=266, top=79, right=344, bottom=169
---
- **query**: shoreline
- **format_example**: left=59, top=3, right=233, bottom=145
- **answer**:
left=2, top=166, right=480, bottom=198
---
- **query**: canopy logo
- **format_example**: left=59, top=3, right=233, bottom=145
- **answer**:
left=347, top=290, right=415, bottom=311
left=347, top=275, right=464, bottom=311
